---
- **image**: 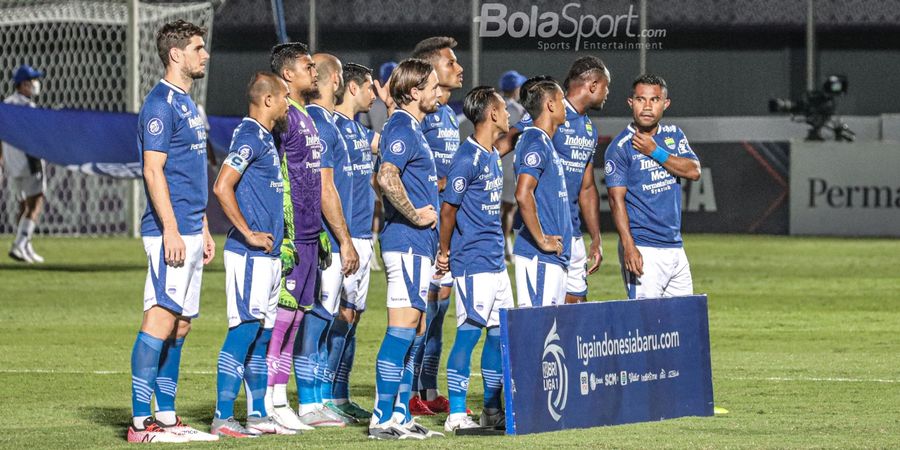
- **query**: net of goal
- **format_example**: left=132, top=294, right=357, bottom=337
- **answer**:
left=0, top=0, right=214, bottom=236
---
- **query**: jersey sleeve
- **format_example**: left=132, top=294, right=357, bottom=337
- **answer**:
left=676, top=128, right=699, bottom=161
left=223, top=133, right=259, bottom=175
left=516, top=138, right=548, bottom=180
left=317, top=120, right=338, bottom=169
left=603, top=139, right=629, bottom=188
left=442, top=149, right=476, bottom=206
left=513, top=113, right=533, bottom=132
left=140, top=97, right=176, bottom=154
left=379, top=126, right=416, bottom=171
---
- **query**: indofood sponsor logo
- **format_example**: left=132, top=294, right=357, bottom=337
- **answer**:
left=542, top=319, right=569, bottom=421
left=475, top=3, right=666, bottom=51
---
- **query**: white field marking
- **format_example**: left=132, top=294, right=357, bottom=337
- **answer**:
left=725, top=376, right=898, bottom=384
left=0, top=369, right=215, bottom=375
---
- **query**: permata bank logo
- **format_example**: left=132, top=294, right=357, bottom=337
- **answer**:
left=542, top=319, right=569, bottom=421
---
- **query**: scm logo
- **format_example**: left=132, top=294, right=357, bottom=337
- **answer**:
left=542, top=319, right=568, bottom=421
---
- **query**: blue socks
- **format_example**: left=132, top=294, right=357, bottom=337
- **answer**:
left=446, top=323, right=482, bottom=414
left=372, top=326, right=415, bottom=424
left=322, top=318, right=352, bottom=400
left=154, top=337, right=184, bottom=416
left=131, top=332, right=164, bottom=419
left=418, top=298, right=449, bottom=393
left=244, top=328, right=271, bottom=418
left=482, top=327, right=504, bottom=410
left=333, top=322, right=357, bottom=400
left=295, top=312, right=331, bottom=406
left=215, top=321, right=260, bottom=419
left=396, top=333, right=424, bottom=422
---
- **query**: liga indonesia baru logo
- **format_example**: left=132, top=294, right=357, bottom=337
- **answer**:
left=475, top=2, right=666, bottom=51
left=542, top=319, right=569, bottom=421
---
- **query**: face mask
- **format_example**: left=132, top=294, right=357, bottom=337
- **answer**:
left=31, top=80, right=41, bottom=97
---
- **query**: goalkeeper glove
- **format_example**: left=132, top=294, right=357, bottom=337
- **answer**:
left=280, top=239, right=298, bottom=276
left=318, top=230, right=332, bottom=270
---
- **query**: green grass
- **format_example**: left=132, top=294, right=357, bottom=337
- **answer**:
left=1, top=234, right=898, bottom=449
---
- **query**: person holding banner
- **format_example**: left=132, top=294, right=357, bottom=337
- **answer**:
left=604, top=74, right=701, bottom=299
left=435, top=86, right=512, bottom=431
left=512, top=78, right=572, bottom=307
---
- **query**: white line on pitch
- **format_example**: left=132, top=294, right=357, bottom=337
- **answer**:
left=725, top=376, right=898, bottom=384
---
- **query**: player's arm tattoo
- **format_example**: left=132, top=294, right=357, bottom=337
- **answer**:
left=378, top=162, right=423, bottom=225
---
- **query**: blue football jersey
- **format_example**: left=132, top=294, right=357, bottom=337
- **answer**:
left=334, top=111, right=376, bottom=239
left=379, top=109, right=439, bottom=258
left=512, top=127, right=573, bottom=268
left=604, top=123, right=699, bottom=248
left=421, top=103, right=460, bottom=182
left=309, top=104, right=354, bottom=251
left=222, top=118, right=285, bottom=258
left=515, top=99, right=598, bottom=232
left=138, top=79, right=208, bottom=237
left=442, top=137, right=505, bottom=276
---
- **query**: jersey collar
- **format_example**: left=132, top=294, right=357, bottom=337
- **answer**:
left=466, top=136, right=495, bottom=154
left=242, top=116, right=271, bottom=136
left=160, top=79, right=186, bottom=94
left=523, top=126, right=552, bottom=143
left=288, top=97, right=307, bottom=113
left=627, top=123, right=661, bottom=135
left=563, top=98, right=578, bottom=115
left=394, top=108, right=419, bottom=124
left=334, top=110, right=353, bottom=122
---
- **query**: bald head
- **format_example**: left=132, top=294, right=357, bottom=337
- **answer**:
left=312, top=53, right=341, bottom=85
left=247, top=71, right=287, bottom=106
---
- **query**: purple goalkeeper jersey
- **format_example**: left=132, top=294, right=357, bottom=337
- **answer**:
left=279, top=99, right=323, bottom=244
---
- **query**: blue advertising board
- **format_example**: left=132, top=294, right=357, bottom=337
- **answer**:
left=500, top=295, right=714, bottom=435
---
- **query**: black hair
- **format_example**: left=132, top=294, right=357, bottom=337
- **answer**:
left=521, top=77, right=562, bottom=121
left=335, top=63, right=373, bottom=104
left=563, top=56, right=608, bottom=91
left=411, top=36, right=458, bottom=62
left=463, top=86, right=501, bottom=124
left=270, top=42, right=311, bottom=75
left=631, top=73, right=668, bottom=96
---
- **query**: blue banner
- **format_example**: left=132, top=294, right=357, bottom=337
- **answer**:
left=0, top=103, right=241, bottom=178
left=500, top=295, right=714, bottom=435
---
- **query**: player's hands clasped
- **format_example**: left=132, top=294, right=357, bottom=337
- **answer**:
left=435, top=251, right=450, bottom=275
left=538, top=234, right=564, bottom=255
left=163, top=229, right=186, bottom=267
left=623, top=243, right=644, bottom=276
left=631, top=130, right=657, bottom=156
left=414, top=205, right=438, bottom=229
left=340, top=242, right=360, bottom=276
left=245, top=231, right=275, bottom=253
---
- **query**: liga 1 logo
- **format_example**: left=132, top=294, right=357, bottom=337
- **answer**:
left=542, top=319, right=569, bottom=421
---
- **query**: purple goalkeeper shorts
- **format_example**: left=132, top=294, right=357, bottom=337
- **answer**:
left=283, top=242, right=319, bottom=309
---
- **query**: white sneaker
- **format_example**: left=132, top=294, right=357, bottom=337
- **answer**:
left=444, top=414, right=480, bottom=432
left=368, top=416, right=421, bottom=440
left=273, top=405, right=314, bottom=431
left=404, top=417, right=445, bottom=438
left=246, top=415, right=297, bottom=435
left=25, top=242, right=43, bottom=263
left=8, top=245, right=33, bottom=263
left=163, top=417, right=220, bottom=441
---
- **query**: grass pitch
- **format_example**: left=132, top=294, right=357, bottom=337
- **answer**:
left=0, top=233, right=898, bottom=449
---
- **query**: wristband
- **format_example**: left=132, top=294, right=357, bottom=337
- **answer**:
left=651, top=146, right=670, bottom=165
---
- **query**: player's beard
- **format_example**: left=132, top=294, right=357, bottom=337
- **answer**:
left=184, top=65, right=206, bottom=80
left=422, top=98, right=439, bottom=114
left=273, top=115, right=289, bottom=135
left=304, top=87, right=321, bottom=102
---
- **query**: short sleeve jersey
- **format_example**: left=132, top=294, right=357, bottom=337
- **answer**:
left=379, top=109, right=439, bottom=258
left=512, top=127, right=573, bottom=268
left=515, top=99, right=598, bottom=232
left=421, top=103, right=460, bottom=183
left=442, top=137, right=505, bottom=276
left=604, top=123, right=699, bottom=248
left=308, top=104, right=353, bottom=251
left=222, top=118, right=284, bottom=257
left=138, top=79, right=208, bottom=237
left=334, top=111, right=376, bottom=239
left=279, top=100, right=323, bottom=244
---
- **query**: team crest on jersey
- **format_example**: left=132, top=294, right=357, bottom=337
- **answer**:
left=449, top=114, right=458, bottom=127
left=524, top=152, right=541, bottom=168
left=389, top=140, right=405, bottom=155
left=452, top=176, right=467, bottom=193
left=664, top=137, right=676, bottom=149
left=148, top=118, right=163, bottom=135
left=604, top=160, right=616, bottom=176
left=585, top=122, right=593, bottom=134
left=521, top=112, right=531, bottom=123
left=238, top=145, right=251, bottom=159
